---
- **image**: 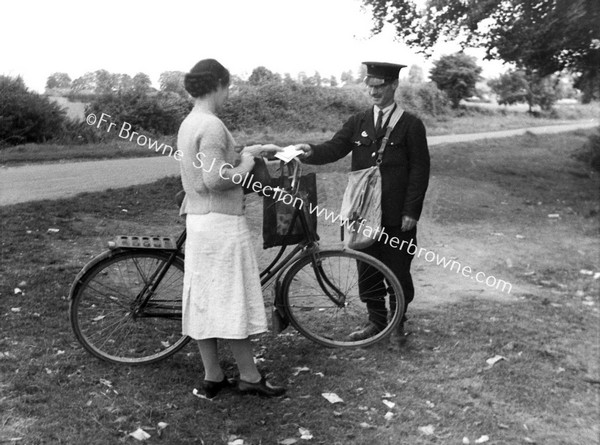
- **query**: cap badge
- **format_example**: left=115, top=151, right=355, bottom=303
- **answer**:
left=361, top=131, right=368, bottom=137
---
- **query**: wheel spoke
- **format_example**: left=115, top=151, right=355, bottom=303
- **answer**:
left=70, top=251, right=189, bottom=364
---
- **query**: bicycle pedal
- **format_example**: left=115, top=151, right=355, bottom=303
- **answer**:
left=110, top=235, right=178, bottom=250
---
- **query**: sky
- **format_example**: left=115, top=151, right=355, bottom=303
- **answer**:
left=2, top=0, right=507, bottom=93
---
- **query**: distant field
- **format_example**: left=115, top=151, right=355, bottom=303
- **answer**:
left=47, top=96, right=86, bottom=122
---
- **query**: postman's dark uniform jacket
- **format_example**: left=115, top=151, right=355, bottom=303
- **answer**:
left=305, top=106, right=430, bottom=227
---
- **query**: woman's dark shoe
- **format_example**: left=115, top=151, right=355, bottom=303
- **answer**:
left=237, top=376, right=286, bottom=397
left=200, top=376, right=232, bottom=399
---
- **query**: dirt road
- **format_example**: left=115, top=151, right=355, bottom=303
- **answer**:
left=1, top=120, right=597, bottom=206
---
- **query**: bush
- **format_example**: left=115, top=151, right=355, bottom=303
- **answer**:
left=86, top=91, right=192, bottom=136
left=395, top=82, right=450, bottom=117
left=586, top=127, right=600, bottom=172
left=0, top=75, right=69, bottom=146
left=222, top=81, right=370, bottom=132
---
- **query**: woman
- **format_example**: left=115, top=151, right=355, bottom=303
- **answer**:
left=178, top=58, right=284, bottom=398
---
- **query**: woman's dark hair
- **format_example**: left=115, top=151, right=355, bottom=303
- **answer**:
left=184, top=59, right=230, bottom=98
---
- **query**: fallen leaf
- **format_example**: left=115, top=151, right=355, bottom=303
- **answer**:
left=463, top=438, right=470, bottom=444
left=157, top=422, right=168, bottom=430
left=228, top=439, right=244, bottom=445
left=382, top=400, right=395, bottom=409
left=384, top=411, right=394, bottom=420
left=99, top=379, right=113, bottom=388
left=314, top=372, right=325, bottom=377
left=47, top=228, right=60, bottom=233
left=293, top=366, right=310, bottom=376
left=475, top=435, right=489, bottom=443
left=14, top=288, right=22, bottom=295
left=11, top=308, right=21, bottom=312
left=381, top=392, right=395, bottom=398
left=486, top=355, right=506, bottom=366
left=321, top=393, right=343, bottom=404
left=359, top=422, right=375, bottom=429
left=418, top=425, right=435, bottom=435
left=129, top=428, right=151, bottom=441
left=425, top=400, right=435, bottom=408
left=298, top=427, right=313, bottom=440
left=580, top=269, right=593, bottom=275
left=279, top=439, right=298, bottom=445
left=547, top=214, right=560, bottom=218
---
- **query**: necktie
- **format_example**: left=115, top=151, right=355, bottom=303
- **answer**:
left=375, top=109, right=384, bottom=134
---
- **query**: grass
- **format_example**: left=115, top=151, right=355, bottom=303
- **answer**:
left=1, top=130, right=599, bottom=444
left=1, top=103, right=598, bottom=166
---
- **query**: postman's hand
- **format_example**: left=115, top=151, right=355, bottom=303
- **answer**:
left=295, top=143, right=313, bottom=160
left=401, top=215, right=417, bottom=232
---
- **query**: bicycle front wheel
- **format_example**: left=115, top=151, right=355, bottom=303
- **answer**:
left=69, top=250, right=190, bottom=365
left=281, top=249, right=405, bottom=348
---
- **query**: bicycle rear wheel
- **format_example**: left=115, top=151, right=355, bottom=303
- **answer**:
left=69, top=249, right=190, bottom=365
left=280, top=249, right=405, bottom=348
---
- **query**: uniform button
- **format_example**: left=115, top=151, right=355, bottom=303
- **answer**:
left=371, top=152, right=376, bottom=157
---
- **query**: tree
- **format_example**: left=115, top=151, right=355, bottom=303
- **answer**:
left=1, top=75, right=67, bottom=146
left=340, top=70, right=354, bottom=85
left=95, top=69, right=118, bottom=95
left=46, top=72, right=72, bottom=90
left=488, top=70, right=560, bottom=112
left=71, top=72, right=96, bottom=93
left=132, top=72, right=152, bottom=94
left=429, top=52, right=482, bottom=108
left=408, top=65, right=424, bottom=84
left=248, top=66, right=281, bottom=85
left=361, top=0, right=600, bottom=100
left=330, top=75, right=339, bottom=87
left=159, top=71, right=186, bottom=96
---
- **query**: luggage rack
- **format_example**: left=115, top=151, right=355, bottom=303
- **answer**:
left=108, top=235, right=178, bottom=250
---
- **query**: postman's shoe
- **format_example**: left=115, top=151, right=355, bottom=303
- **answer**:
left=389, top=319, right=409, bottom=349
left=237, top=376, right=286, bottom=398
left=348, top=322, right=385, bottom=341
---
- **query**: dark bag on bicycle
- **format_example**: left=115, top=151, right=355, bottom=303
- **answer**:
left=242, top=157, right=272, bottom=195
left=340, top=107, right=403, bottom=249
left=262, top=164, right=317, bottom=249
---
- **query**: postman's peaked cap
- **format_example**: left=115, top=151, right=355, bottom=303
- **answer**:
left=363, top=61, right=407, bottom=79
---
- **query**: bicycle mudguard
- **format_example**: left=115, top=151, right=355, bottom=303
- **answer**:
left=108, top=235, right=178, bottom=250
left=68, top=246, right=183, bottom=302
left=272, top=277, right=290, bottom=334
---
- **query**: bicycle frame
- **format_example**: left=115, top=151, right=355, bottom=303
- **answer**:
left=86, top=159, right=347, bottom=321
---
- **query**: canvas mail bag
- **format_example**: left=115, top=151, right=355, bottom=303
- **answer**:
left=340, top=106, right=404, bottom=249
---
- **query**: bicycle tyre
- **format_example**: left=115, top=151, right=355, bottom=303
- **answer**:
left=280, top=249, right=405, bottom=348
left=69, top=249, right=190, bottom=365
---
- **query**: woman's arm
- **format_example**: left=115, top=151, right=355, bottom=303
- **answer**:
left=199, top=123, right=255, bottom=191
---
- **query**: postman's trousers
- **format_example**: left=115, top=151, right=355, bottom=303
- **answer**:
left=357, top=226, right=416, bottom=329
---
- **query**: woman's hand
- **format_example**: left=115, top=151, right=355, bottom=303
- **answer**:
left=241, top=144, right=283, bottom=158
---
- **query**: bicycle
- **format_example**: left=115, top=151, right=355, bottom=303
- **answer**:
left=68, top=158, right=405, bottom=365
